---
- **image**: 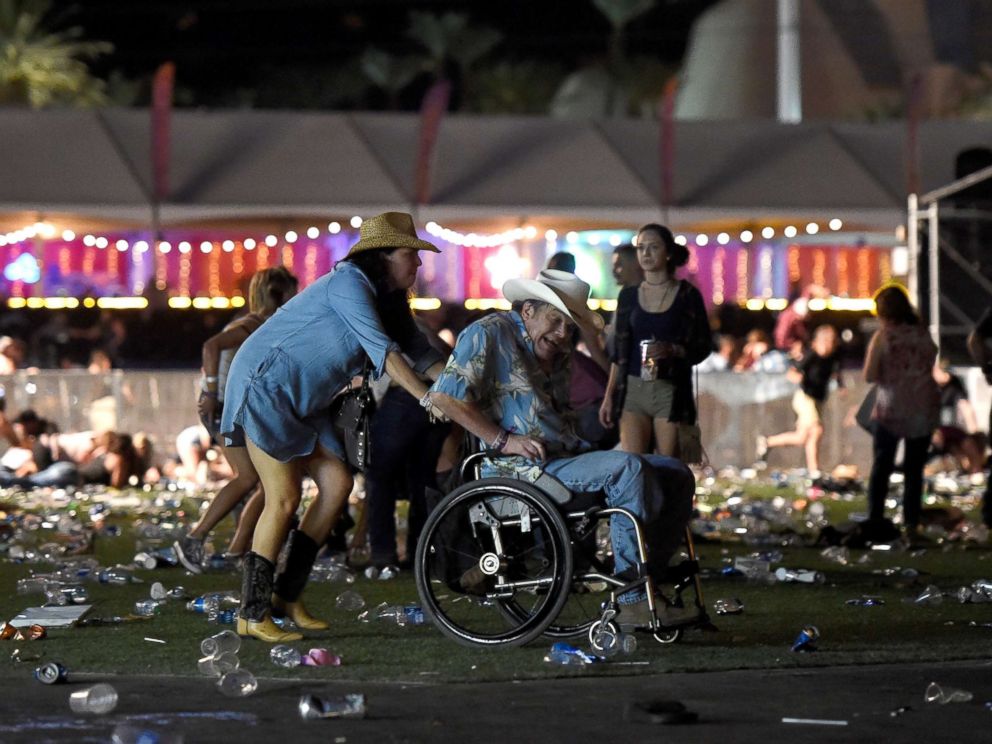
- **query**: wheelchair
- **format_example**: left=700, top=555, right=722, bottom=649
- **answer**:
left=414, top=451, right=710, bottom=649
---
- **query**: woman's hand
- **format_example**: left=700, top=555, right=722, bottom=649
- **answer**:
left=599, top=392, right=615, bottom=429
left=643, top=340, right=676, bottom=361
left=502, top=434, right=546, bottom=461
left=197, top=392, right=217, bottom=423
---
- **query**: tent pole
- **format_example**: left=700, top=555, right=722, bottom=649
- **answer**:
left=927, top=201, right=940, bottom=348
left=907, top=193, right=919, bottom=306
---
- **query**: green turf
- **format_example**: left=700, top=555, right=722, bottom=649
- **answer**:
left=2, top=481, right=991, bottom=684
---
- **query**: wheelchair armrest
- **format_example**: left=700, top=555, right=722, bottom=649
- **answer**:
left=531, top=472, right=571, bottom=505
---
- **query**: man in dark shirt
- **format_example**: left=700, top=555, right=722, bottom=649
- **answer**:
left=757, top=325, right=843, bottom=476
left=967, top=307, right=992, bottom=527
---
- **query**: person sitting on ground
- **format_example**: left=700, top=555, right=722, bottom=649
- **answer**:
left=930, top=359, right=985, bottom=475
left=426, top=269, right=697, bottom=630
left=76, top=431, right=142, bottom=489
left=0, top=411, right=78, bottom=488
left=733, top=329, right=773, bottom=372
left=697, top=334, right=740, bottom=373
left=757, top=324, right=844, bottom=476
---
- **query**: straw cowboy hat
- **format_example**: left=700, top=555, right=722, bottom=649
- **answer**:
left=346, top=212, right=439, bottom=256
left=503, top=269, right=605, bottom=331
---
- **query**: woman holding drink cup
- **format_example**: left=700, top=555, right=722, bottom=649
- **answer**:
left=599, top=223, right=711, bottom=458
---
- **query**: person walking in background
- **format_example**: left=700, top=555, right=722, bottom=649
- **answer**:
left=967, top=306, right=992, bottom=528
left=600, top=223, right=711, bottom=459
left=863, top=285, right=939, bottom=540
left=757, top=324, right=843, bottom=476
left=611, top=243, right=643, bottom=290
left=175, top=267, right=298, bottom=574
left=221, top=213, right=445, bottom=642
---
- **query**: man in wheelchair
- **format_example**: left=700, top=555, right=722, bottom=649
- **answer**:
left=423, top=270, right=696, bottom=629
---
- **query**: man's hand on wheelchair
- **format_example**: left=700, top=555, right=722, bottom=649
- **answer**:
left=503, top=434, right=546, bottom=461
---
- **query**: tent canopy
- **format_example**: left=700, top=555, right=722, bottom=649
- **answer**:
left=1, top=108, right=987, bottom=228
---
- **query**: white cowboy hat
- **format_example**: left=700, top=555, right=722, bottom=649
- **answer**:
left=503, top=269, right=605, bottom=331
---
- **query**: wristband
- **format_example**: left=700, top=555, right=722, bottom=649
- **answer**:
left=491, top=429, right=509, bottom=452
left=419, top=391, right=433, bottom=410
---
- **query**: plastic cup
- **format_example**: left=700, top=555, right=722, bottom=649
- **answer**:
left=201, top=629, right=241, bottom=657
left=69, top=683, right=118, bottom=714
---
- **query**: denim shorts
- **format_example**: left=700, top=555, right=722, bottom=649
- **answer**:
left=623, top=375, right=675, bottom=420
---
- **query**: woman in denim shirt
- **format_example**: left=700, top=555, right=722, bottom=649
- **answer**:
left=221, top=213, right=445, bottom=642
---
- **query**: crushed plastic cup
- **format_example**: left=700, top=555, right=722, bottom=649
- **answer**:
left=270, top=644, right=302, bottom=668
left=201, top=629, right=240, bottom=657
left=791, top=625, right=819, bottom=652
left=712, top=598, right=745, bottom=615
left=335, top=590, right=366, bottom=611
left=149, top=582, right=168, bottom=600
left=69, top=683, right=119, bottom=714
left=924, top=682, right=973, bottom=704
left=378, top=565, right=399, bottom=580
left=299, top=692, right=366, bottom=720
left=619, top=633, right=638, bottom=655
left=197, top=651, right=239, bottom=677
left=217, top=669, right=257, bottom=697
left=907, top=585, right=944, bottom=606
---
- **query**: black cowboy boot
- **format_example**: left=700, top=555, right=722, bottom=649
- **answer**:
left=271, top=530, right=329, bottom=630
left=237, top=551, right=302, bottom=642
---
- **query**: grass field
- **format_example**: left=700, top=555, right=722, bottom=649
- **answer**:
left=2, top=475, right=991, bottom=684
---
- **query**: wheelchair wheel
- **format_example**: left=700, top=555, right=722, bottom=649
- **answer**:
left=415, top=478, right=574, bottom=648
left=653, top=627, right=683, bottom=644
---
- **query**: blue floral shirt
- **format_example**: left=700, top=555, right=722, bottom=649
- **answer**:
left=430, top=311, right=590, bottom=479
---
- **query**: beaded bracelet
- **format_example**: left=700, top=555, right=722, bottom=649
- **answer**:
left=491, top=428, right=510, bottom=452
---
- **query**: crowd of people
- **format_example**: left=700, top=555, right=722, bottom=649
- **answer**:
left=1, top=212, right=990, bottom=642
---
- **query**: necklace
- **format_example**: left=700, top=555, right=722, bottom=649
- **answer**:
left=642, top=276, right=672, bottom=286
left=639, top=280, right=677, bottom=310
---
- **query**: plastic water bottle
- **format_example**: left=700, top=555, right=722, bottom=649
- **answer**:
left=270, top=644, right=302, bottom=668
left=68, top=683, right=119, bottom=714
left=187, top=596, right=220, bottom=615
left=403, top=606, right=425, bottom=625
left=544, top=642, right=597, bottom=665
left=133, top=599, right=163, bottom=617
left=98, top=567, right=134, bottom=585
left=774, top=567, right=825, bottom=584
left=208, top=609, right=237, bottom=625
left=217, top=669, right=257, bottom=697
left=201, top=630, right=240, bottom=657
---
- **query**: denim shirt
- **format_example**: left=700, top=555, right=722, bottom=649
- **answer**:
left=430, top=311, right=590, bottom=480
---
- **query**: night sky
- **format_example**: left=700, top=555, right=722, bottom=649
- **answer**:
left=51, top=0, right=718, bottom=107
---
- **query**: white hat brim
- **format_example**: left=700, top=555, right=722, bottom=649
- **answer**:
left=502, top=278, right=604, bottom=331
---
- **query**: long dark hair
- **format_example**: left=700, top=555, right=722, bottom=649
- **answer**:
left=638, top=223, right=690, bottom=273
left=340, top=249, right=415, bottom=341
left=874, top=285, right=919, bottom=325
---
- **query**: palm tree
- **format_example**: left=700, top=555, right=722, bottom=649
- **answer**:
left=0, top=0, right=111, bottom=108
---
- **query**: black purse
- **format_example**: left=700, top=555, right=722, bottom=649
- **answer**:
left=330, top=358, right=375, bottom=473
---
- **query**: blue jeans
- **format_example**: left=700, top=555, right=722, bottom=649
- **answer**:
left=543, top=451, right=694, bottom=587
